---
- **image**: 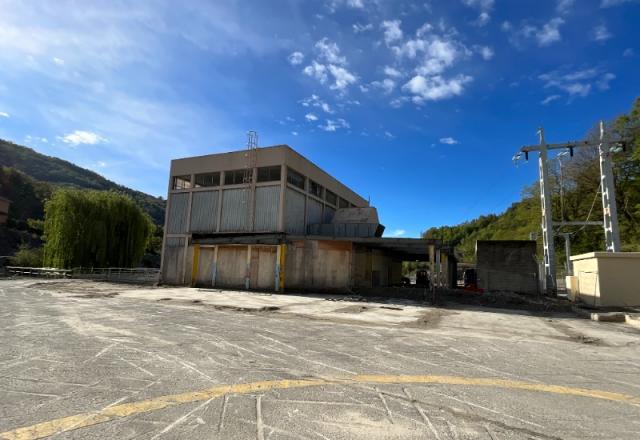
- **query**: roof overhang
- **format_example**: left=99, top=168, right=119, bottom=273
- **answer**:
left=190, top=232, right=443, bottom=259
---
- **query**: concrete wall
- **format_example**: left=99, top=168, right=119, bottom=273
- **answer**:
left=476, top=240, right=539, bottom=295
left=571, top=252, right=640, bottom=307
left=285, top=240, right=352, bottom=291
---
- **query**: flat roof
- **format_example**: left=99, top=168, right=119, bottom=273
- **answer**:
left=170, top=144, right=368, bottom=206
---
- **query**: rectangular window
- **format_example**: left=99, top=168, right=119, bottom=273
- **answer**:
left=224, top=169, right=252, bottom=185
left=308, top=180, right=323, bottom=198
left=339, top=197, right=349, bottom=209
left=257, top=165, right=281, bottom=182
left=325, top=190, right=337, bottom=206
left=194, top=172, right=220, bottom=187
left=172, top=175, right=192, bottom=190
left=287, top=168, right=305, bottom=190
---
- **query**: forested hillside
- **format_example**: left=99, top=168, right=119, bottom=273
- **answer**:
left=0, top=140, right=165, bottom=225
left=424, top=97, right=640, bottom=268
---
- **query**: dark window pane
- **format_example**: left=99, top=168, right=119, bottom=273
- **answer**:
left=325, top=190, right=337, bottom=205
left=257, top=166, right=281, bottom=182
left=172, top=175, right=191, bottom=190
left=339, top=198, right=349, bottom=208
left=194, top=172, right=220, bottom=187
left=224, top=169, right=252, bottom=185
left=309, top=180, right=323, bottom=198
left=287, top=168, right=305, bottom=190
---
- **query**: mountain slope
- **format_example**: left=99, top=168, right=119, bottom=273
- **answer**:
left=0, top=139, right=165, bottom=225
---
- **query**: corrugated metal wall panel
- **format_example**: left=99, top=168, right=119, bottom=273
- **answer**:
left=166, top=193, right=189, bottom=234
left=162, top=237, right=185, bottom=284
left=255, top=186, right=280, bottom=231
left=285, top=188, right=306, bottom=234
left=220, top=188, right=250, bottom=231
left=190, top=191, right=219, bottom=232
left=307, top=198, right=323, bottom=226
left=323, top=206, right=336, bottom=223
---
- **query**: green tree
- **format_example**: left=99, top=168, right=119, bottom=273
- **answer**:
left=10, top=244, right=44, bottom=267
left=43, top=189, right=154, bottom=268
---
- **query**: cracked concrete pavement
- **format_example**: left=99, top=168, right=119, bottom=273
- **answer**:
left=1, top=278, right=640, bottom=439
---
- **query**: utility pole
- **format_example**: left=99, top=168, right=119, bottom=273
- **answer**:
left=598, top=121, right=621, bottom=252
left=514, top=121, right=625, bottom=295
left=537, top=127, right=557, bottom=294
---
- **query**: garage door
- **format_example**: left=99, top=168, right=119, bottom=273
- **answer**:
left=194, top=247, right=216, bottom=287
left=250, top=246, right=277, bottom=290
left=215, top=246, right=248, bottom=289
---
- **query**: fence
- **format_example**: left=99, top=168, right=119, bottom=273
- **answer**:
left=5, top=266, right=159, bottom=285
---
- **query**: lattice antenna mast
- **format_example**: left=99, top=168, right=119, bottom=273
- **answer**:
left=244, top=130, right=258, bottom=231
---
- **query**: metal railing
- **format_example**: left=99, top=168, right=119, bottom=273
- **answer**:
left=6, top=266, right=159, bottom=284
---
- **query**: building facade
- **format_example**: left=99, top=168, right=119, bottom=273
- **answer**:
left=161, top=145, right=452, bottom=292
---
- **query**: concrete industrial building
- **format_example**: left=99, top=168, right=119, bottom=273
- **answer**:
left=161, top=145, right=453, bottom=292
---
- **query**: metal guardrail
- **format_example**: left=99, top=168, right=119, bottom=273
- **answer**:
left=6, top=266, right=72, bottom=278
left=5, top=266, right=159, bottom=284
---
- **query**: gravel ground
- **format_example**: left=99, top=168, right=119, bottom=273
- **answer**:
left=1, top=278, right=640, bottom=439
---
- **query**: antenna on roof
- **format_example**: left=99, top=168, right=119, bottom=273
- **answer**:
left=244, top=131, right=258, bottom=232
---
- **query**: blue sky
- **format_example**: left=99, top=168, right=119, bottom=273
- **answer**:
left=0, top=0, right=638, bottom=237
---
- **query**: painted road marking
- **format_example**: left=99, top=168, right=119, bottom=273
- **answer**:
left=1, top=374, right=639, bottom=440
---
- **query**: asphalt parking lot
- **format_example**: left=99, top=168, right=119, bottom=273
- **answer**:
left=1, top=278, right=640, bottom=439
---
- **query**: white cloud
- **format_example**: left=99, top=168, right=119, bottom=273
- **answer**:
left=388, top=21, right=474, bottom=104
left=384, top=131, right=395, bottom=139
left=300, top=95, right=333, bottom=113
left=390, top=229, right=406, bottom=237
left=537, top=18, right=565, bottom=46
left=623, top=48, right=635, bottom=57
left=403, top=75, right=472, bottom=103
left=601, top=0, right=639, bottom=6
left=556, top=0, right=575, bottom=13
left=440, top=137, right=459, bottom=145
left=353, top=23, right=373, bottom=33
left=52, top=57, right=65, bottom=66
left=462, top=0, right=494, bottom=10
left=477, top=46, right=494, bottom=60
left=303, top=38, right=358, bottom=92
left=592, top=25, right=612, bottom=41
left=541, top=95, right=562, bottom=105
left=327, top=0, right=365, bottom=11
left=287, top=51, right=304, bottom=65
left=61, top=130, right=107, bottom=145
left=503, top=18, right=565, bottom=47
left=381, top=20, right=403, bottom=45
left=390, top=96, right=409, bottom=108
left=305, top=113, right=318, bottom=121
left=327, top=64, right=357, bottom=91
left=303, top=61, right=329, bottom=83
left=371, top=78, right=396, bottom=94
left=0, top=111, right=9, bottom=118
left=384, top=66, right=403, bottom=78
left=291, top=131, right=298, bottom=136
left=315, top=37, right=346, bottom=65
left=539, top=68, right=615, bottom=98
left=319, top=118, right=349, bottom=132
left=473, top=12, right=491, bottom=27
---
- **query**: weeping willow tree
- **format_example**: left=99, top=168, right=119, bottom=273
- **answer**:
left=43, top=189, right=154, bottom=268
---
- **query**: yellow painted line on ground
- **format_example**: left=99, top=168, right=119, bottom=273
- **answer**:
left=2, top=375, right=639, bottom=440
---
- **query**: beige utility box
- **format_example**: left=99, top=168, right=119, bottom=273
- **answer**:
left=570, top=252, right=640, bottom=307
